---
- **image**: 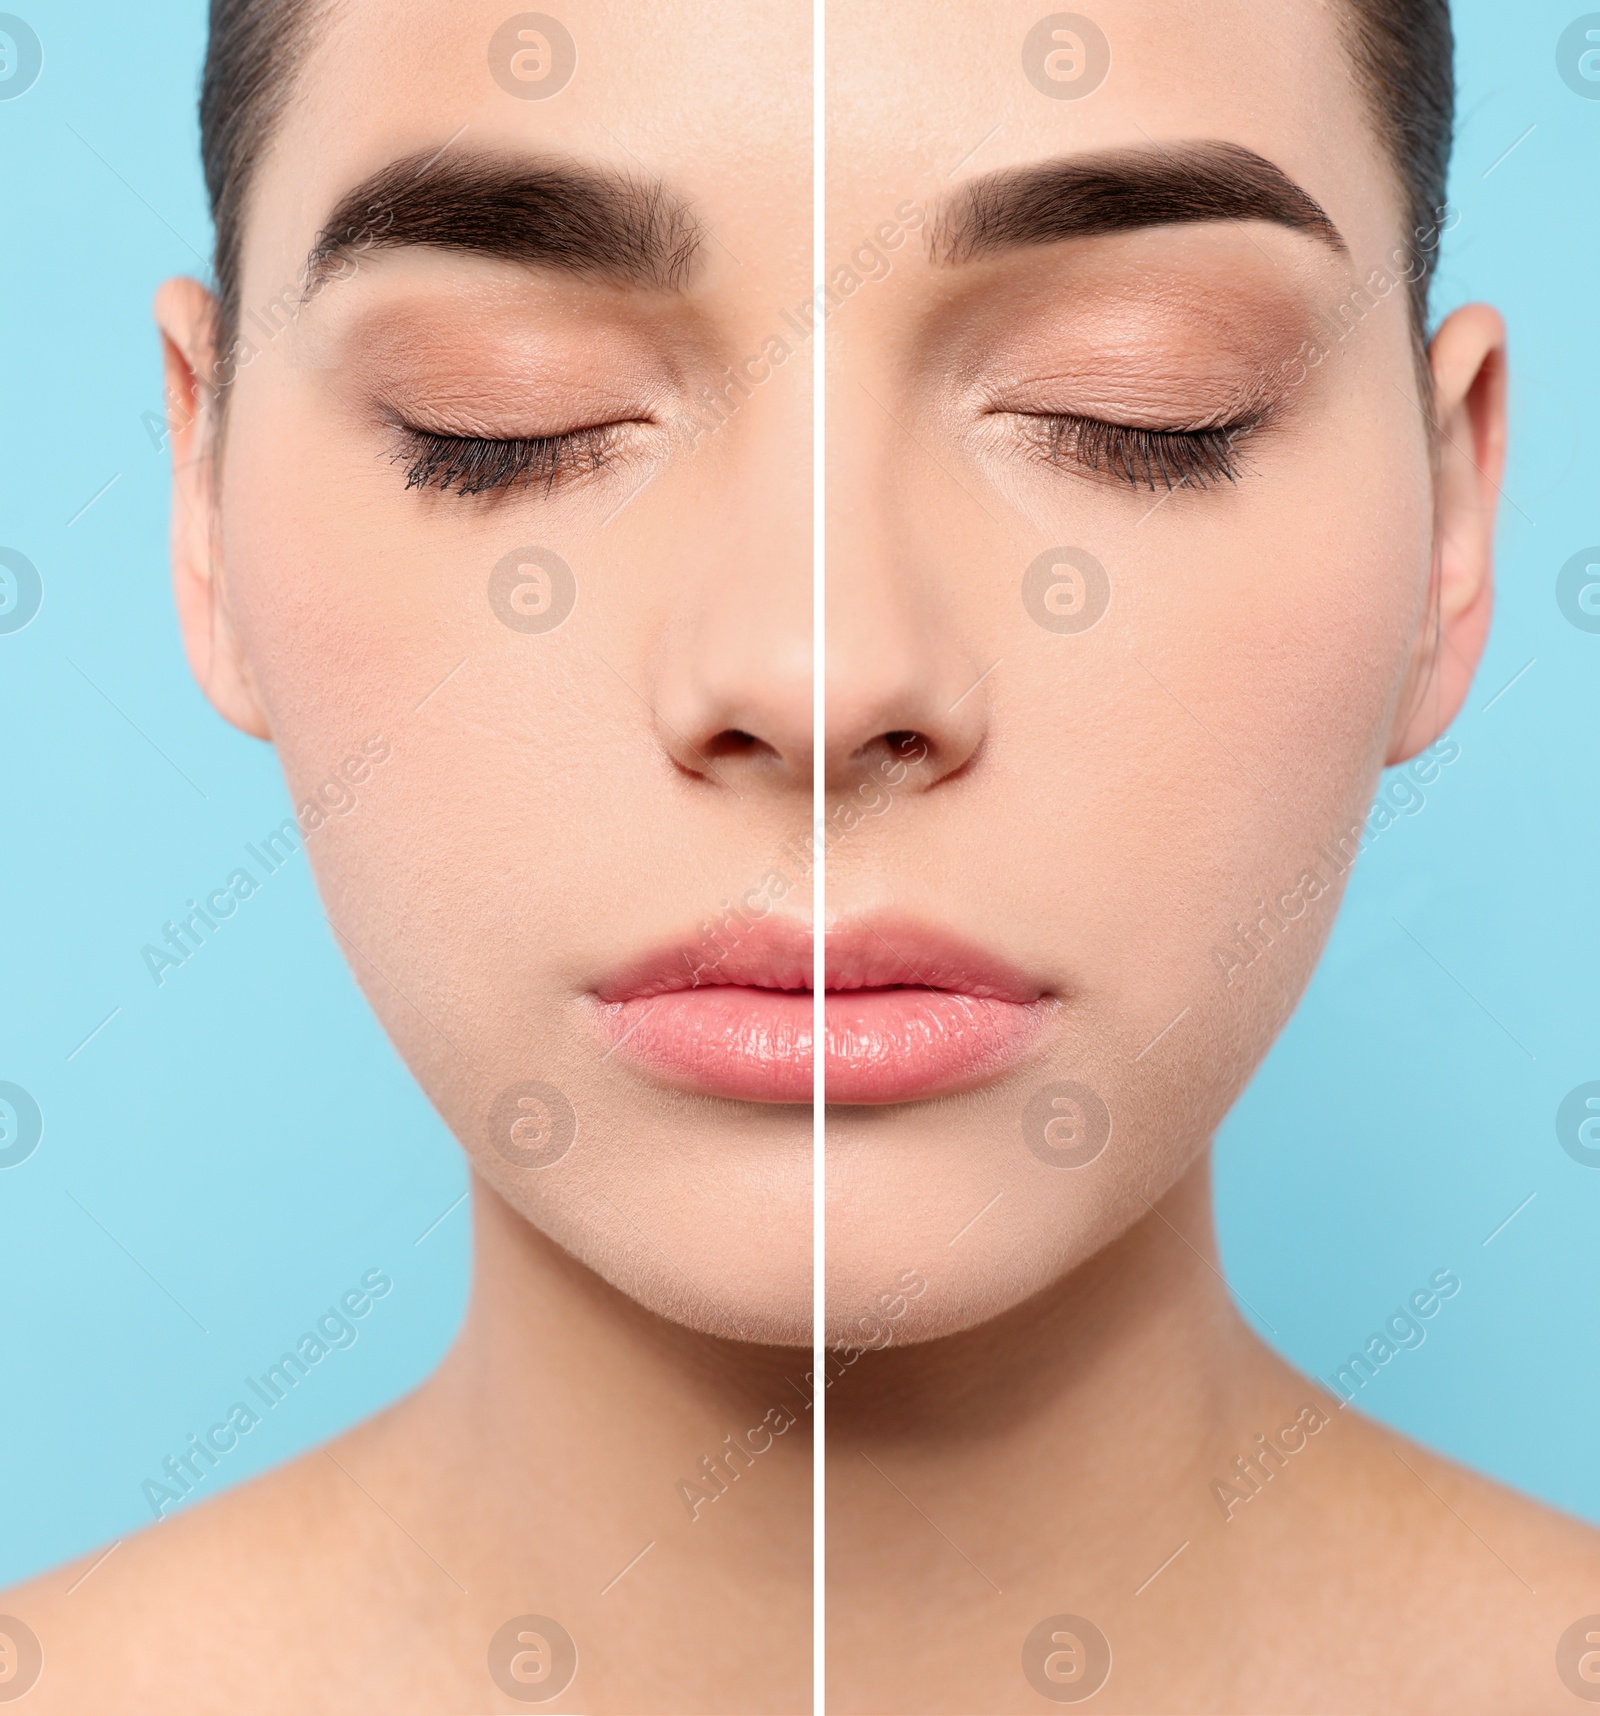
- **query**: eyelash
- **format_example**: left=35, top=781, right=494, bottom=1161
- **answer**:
left=393, top=423, right=623, bottom=496
left=1025, top=414, right=1258, bottom=492
left=390, top=412, right=1254, bottom=496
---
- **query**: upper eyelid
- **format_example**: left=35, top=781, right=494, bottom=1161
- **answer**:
left=384, top=402, right=655, bottom=437
left=997, top=396, right=1270, bottom=432
left=393, top=421, right=627, bottom=495
left=1004, top=405, right=1269, bottom=447
left=977, top=355, right=1286, bottom=432
left=1015, top=411, right=1258, bottom=491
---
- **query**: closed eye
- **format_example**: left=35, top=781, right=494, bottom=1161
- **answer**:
left=1020, top=413, right=1260, bottom=492
left=390, top=421, right=628, bottom=497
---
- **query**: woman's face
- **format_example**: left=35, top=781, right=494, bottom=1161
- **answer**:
left=822, top=0, right=1493, bottom=1344
left=170, top=0, right=816, bottom=1342
left=167, top=0, right=1497, bottom=1351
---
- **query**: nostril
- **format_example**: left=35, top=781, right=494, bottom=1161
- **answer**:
left=852, top=729, right=934, bottom=772
left=701, top=728, right=782, bottom=762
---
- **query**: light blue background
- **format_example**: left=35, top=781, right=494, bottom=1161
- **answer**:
left=1216, top=4, right=1600, bottom=1524
left=0, top=2, right=468, bottom=1584
left=0, top=1, right=1596, bottom=1586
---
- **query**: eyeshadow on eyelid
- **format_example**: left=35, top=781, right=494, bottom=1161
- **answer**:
left=325, top=325, right=672, bottom=430
left=967, top=302, right=1320, bottom=423
left=929, top=242, right=1327, bottom=388
left=989, top=292, right=1311, bottom=353
left=999, top=380, right=1278, bottom=431
left=371, top=378, right=647, bottom=416
left=324, top=300, right=669, bottom=378
left=341, top=338, right=656, bottom=389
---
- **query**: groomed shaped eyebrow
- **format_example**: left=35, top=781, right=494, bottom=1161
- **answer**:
left=302, top=147, right=702, bottom=293
left=934, top=140, right=1346, bottom=263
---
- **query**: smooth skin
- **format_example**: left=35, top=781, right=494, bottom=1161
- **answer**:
left=7, top=2, right=1595, bottom=1712
left=824, top=2, right=1600, bottom=1711
left=4, top=1, right=813, bottom=1711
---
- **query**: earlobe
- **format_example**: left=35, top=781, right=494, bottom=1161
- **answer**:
left=1386, top=302, right=1508, bottom=765
left=153, top=276, right=273, bottom=742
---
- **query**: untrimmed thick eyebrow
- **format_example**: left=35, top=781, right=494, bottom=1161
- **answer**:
left=302, top=147, right=702, bottom=293
left=935, top=141, right=1346, bottom=264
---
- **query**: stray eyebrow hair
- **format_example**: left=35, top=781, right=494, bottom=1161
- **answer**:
left=303, top=147, right=702, bottom=294
left=935, top=140, right=1346, bottom=264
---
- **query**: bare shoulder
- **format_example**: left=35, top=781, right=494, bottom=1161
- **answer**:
left=1292, top=1403, right=1600, bottom=1713
left=1405, top=1427, right=1600, bottom=1673
left=0, top=1441, right=357, bottom=1712
left=0, top=1407, right=478, bottom=1713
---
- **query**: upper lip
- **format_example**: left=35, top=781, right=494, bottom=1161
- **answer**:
left=593, top=913, right=1045, bottom=1004
left=824, top=916, right=1044, bottom=1003
left=593, top=913, right=812, bottom=1002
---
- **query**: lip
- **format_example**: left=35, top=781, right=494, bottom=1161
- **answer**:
left=592, top=915, right=814, bottom=1104
left=590, top=913, right=1051, bottom=1105
left=824, top=916, right=1053, bottom=1103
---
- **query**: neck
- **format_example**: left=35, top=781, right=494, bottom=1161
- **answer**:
left=377, top=1170, right=812, bottom=1703
left=826, top=1153, right=1305, bottom=1700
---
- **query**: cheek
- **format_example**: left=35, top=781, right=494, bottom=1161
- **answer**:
left=1104, top=426, right=1433, bottom=1139
left=219, top=374, right=607, bottom=804
left=214, top=388, right=613, bottom=1009
left=1150, top=409, right=1433, bottom=934
left=827, top=405, right=1437, bottom=1345
left=219, top=385, right=424, bottom=783
left=1004, top=386, right=1434, bottom=1028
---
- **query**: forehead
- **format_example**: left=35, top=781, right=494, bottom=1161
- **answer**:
left=827, top=0, right=1401, bottom=269
left=242, top=0, right=810, bottom=298
left=233, top=0, right=1408, bottom=338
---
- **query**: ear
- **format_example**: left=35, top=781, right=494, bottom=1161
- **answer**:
left=153, top=277, right=273, bottom=741
left=1386, top=302, right=1508, bottom=764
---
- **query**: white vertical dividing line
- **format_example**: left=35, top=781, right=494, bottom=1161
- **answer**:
left=811, top=0, right=826, bottom=1709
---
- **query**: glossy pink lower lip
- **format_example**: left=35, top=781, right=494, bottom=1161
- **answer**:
left=600, top=988, right=814, bottom=1103
left=823, top=988, right=1049, bottom=1104
left=597, top=988, right=1048, bottom=1104
left=592, top=914, right=1051, bottom=1105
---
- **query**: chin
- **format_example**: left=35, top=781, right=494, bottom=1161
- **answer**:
left=481, top=1137, right=818, bottom=1348
left=824, top=1073, right=1226, bottom=1350
left=601, top=1247, right=815, bottom=1349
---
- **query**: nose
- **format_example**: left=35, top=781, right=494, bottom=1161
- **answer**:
left=648, top=455, right=812, bottom=794
left=825, top=599, right=990, bottom=792
left=825, top=402, right=992, bottom=795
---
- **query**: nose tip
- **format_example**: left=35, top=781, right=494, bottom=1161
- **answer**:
left=653, top=637, right=814, bottom=791
left=825, top=648, right=990, bottom=794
